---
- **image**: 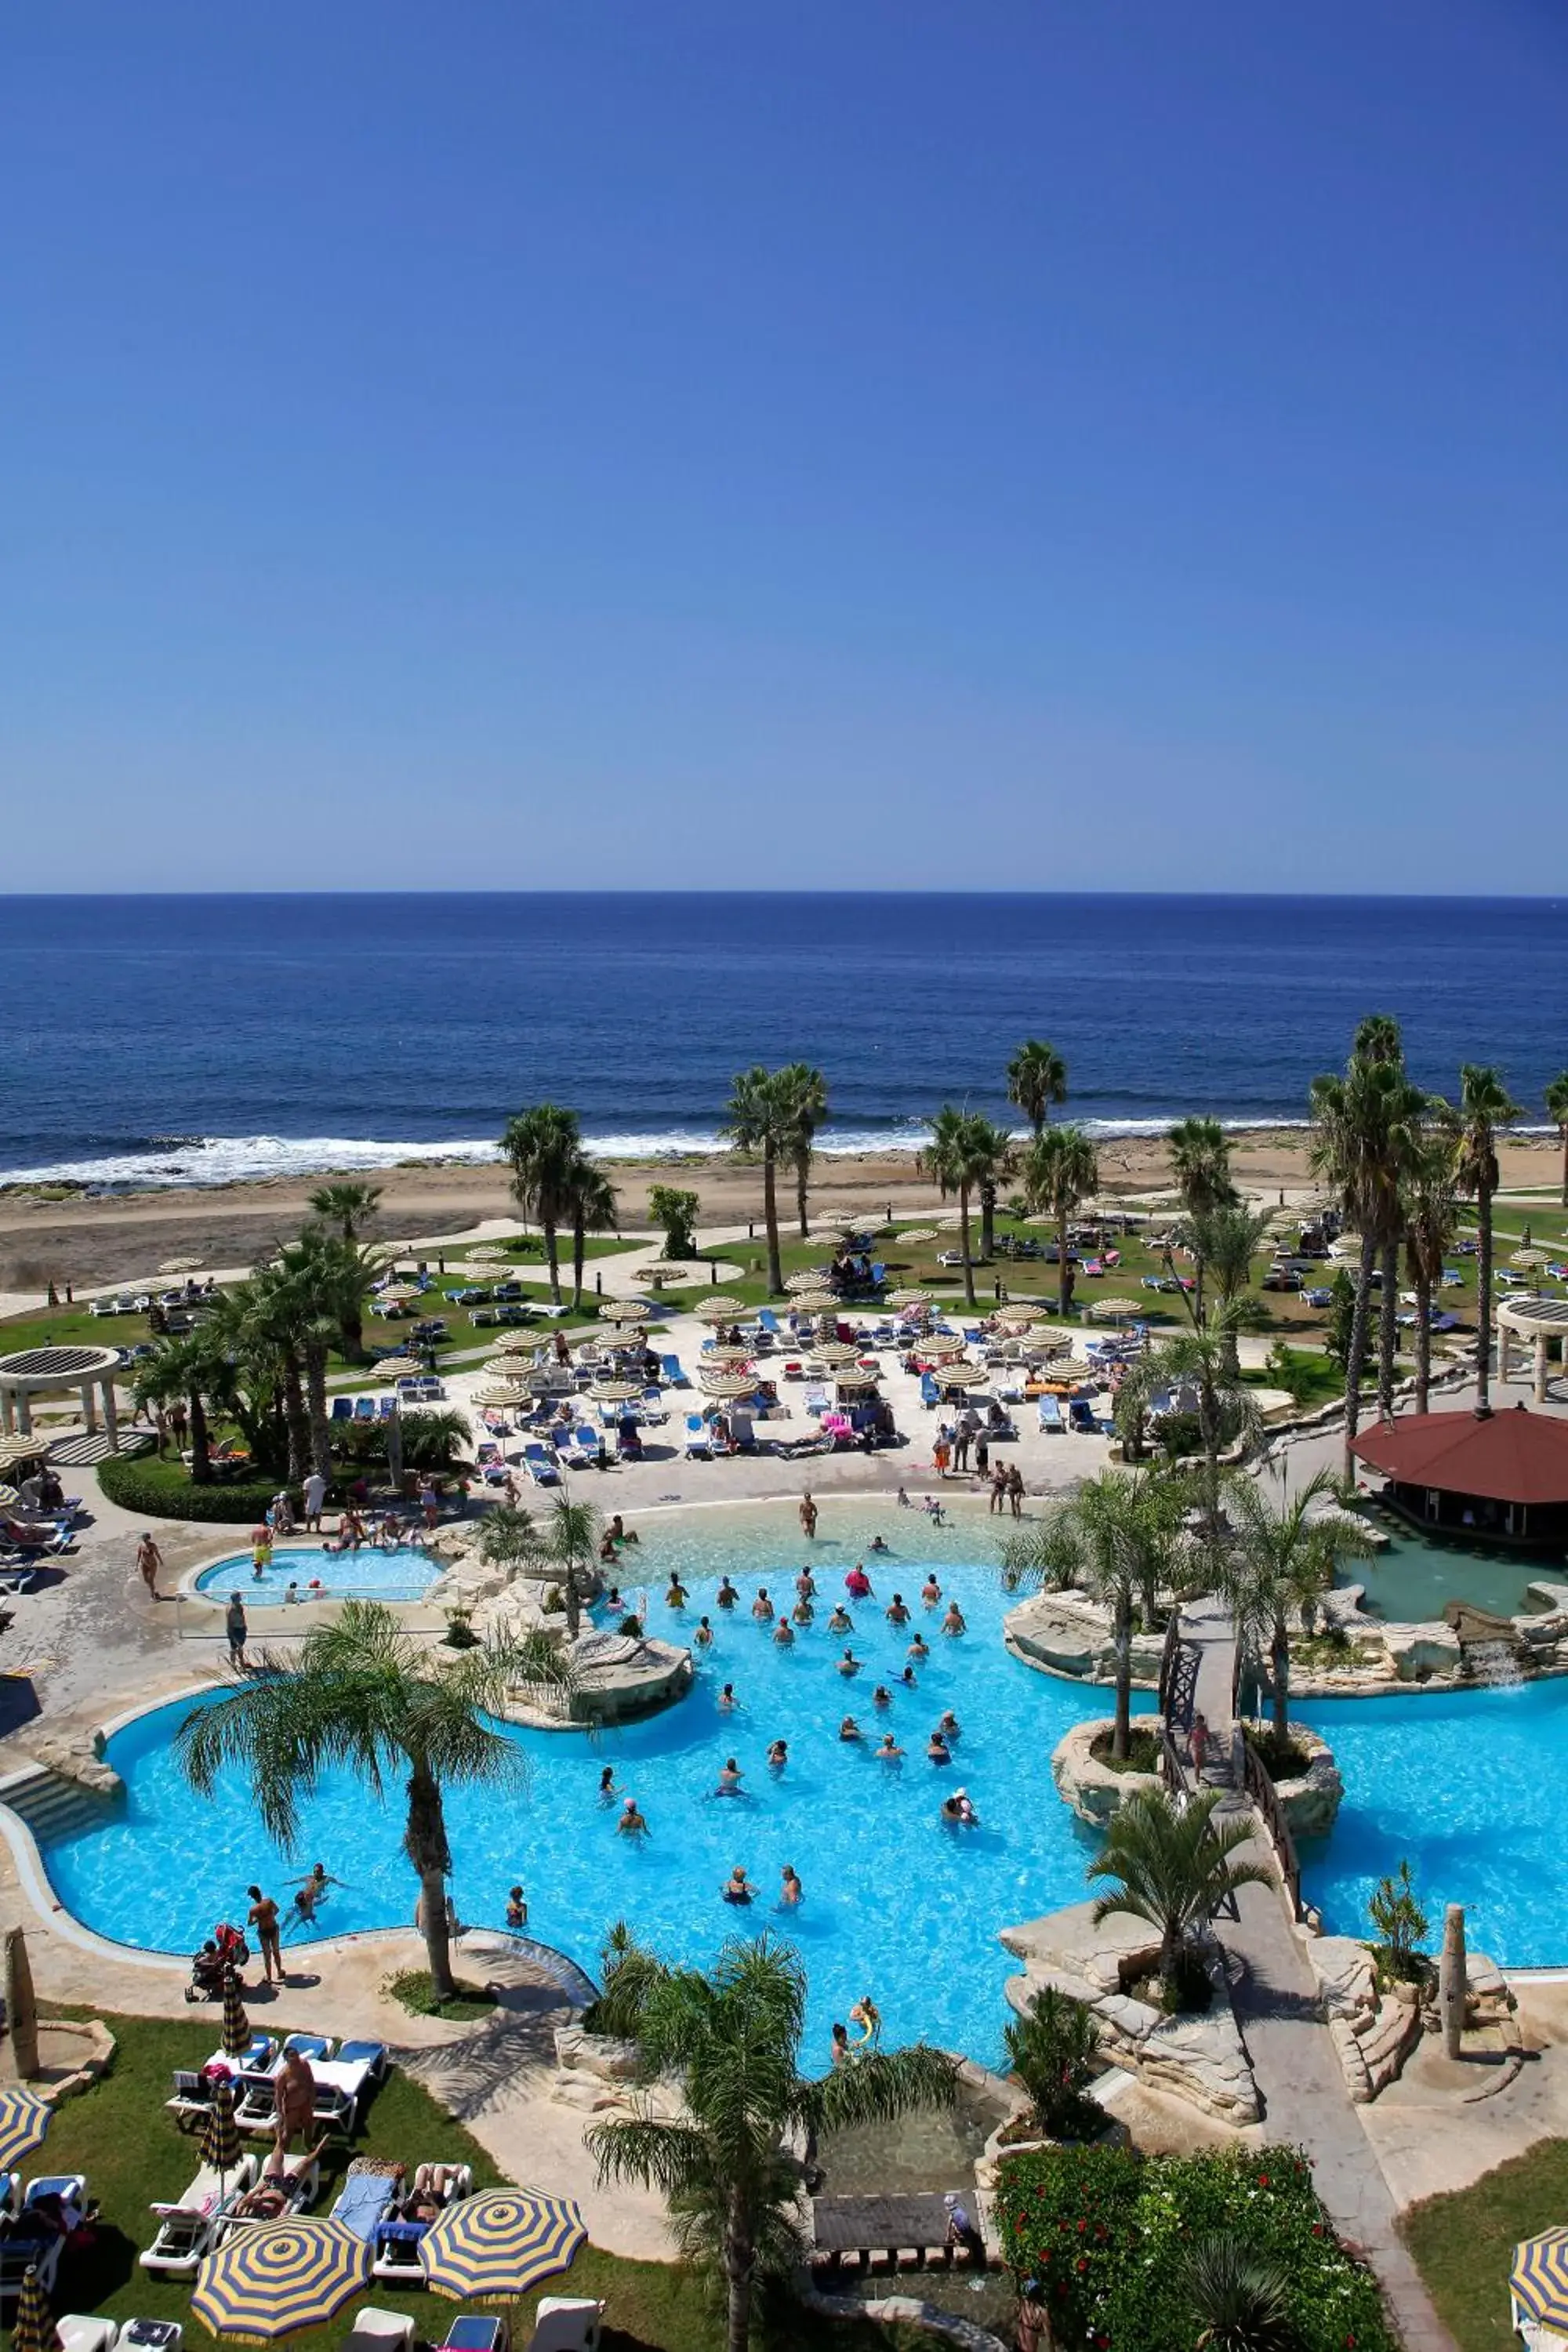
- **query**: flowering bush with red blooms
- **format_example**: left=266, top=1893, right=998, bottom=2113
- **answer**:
left=993, top=2141, right=1395, bottom=2352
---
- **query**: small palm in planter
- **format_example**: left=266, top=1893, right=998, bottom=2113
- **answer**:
left=1184, top=2232, right=1297, bottom=2351
left=1087, top=1785, right=1272, bottom=2013
left=1003, top=1987, right=1102, bottom=2142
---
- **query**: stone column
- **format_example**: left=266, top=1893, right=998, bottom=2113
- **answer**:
left=1537, top=1334, right=1551, bottom=1405
left=102, top=1377, right=119, bottom=1451
left=1497, top=1321, right=1512, bottom=1384
left=82, top=1383, right=98, bottom=1436
left=1439, top=1903, right=1467, bottom=2060
left=0, top=1389, right=12, bottom=1436
left=15, top=1392, right=31, bottom=1436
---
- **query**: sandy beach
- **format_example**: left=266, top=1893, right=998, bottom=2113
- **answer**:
left=2, top=1129, right=1562, bottom=1296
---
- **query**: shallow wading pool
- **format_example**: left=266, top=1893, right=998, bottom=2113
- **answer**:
left=42, top=1508, right=1147, bottom=2070
left=192, top=1544, right=440, bottom=1606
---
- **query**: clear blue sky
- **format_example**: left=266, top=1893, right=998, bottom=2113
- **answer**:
left=4, top=2, right=1565, bottom=891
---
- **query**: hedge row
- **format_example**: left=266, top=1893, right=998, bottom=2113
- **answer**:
left=98, top=1456, right=289, bottom=1525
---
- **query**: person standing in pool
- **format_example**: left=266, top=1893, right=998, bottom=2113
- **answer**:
left=751, top=1588, right=774, bottom=1622
left=617, top=1797, right=649, bottom=1838
left=506, top=1885, right=528, bottom=1928
left=598, top=1766, right=620, bottom=1802
left=717, top=1576, right=739, bottom=1610
left=289, top=1861, right=343, bottom=1922
left=722, top=1866, right=753, bottom=1904
left=694, top=1615, right=715, bottom=1648
left=885, top=1592, right=910, bottom=1627
left=779, top=1864, right=803, bottom=1907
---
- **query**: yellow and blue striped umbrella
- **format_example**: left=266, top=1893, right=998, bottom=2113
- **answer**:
left=220, top=1970, right=252, bottom=2060
left=0, top=2089, right=51, bottom=2176
left=191, top=2218, right=370, bottom=2341
left=418, top=2188, right=586, bottom=2302
left=1513, top=2230, right=1568, bottom=2331
left=199, top=2079, right=241, bottom=2187
left=13, top=2263, right=59, bottom=2352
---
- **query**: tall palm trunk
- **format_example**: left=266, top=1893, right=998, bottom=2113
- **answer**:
left=1377, top=1238, right=1399, bottom=1417
left=1413, top=1266, right=1432, bottom=1414
left=571, top=1216, right=586, bottom=1315
left=543, top=1217, right=562, bottom=1306
left=725, top=2198, right=753, bottom=2352
left=1112, top=1593, right=1132, bottom=1759
left=405, top=1761, right=456, bottom=1996
left=189, top=1390, right=212, bottom=1484
left=1476, top=1181, right=1495, bottom=1409
left=1271, top=1613, right=1290, bottom=1743
left=305, top=1341, right=332, bottom=1479
left=564, top=1547, right=582, bottom=1641
left=1341, top=1229, right=1377, bottom=1479
left=1057, top=1202, right=1071, bottom=1316
left=794, top=1154, right=811, bottom=1240
left=979, top=1180, right=996, bottom=1263
left=761, top=1148, right=783, bottom=1294
left=1193, top=1253, right=1206, bottom=1330
left=282, top=1359, right=310, bottom=1486
left=957, top=1184, right=976, bottom=1309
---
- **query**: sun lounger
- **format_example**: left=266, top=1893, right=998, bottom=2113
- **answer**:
left=331, top=1398, right=354, bottom=1422
left=282, top=2033, right=336, bottom=2061
left=803, top=1384, right=829, bottom=1417
left=1036, top=1396, right=1063, bottom=1433
left=0, top=2174, right=89, bottom=2302
left=216, top=2151, right=321, bottom=2237
left=370, top=2162, right=474, bottom=2279
left=354, top=1397, right=377, bottom=1422
left=141, top=2155, right=260, bottom=2274
left=343, top=2311, right=416, bottom=2352
left=527, top=2302, right=606, bottom=2352
left=659, top=1352, right=688, bottom=1387
left=523, top=1443, right=561, bottom=1486
left=684, top=1414, right=713, bottom=1460
left=331, top=2161, right=405, bottom=2243
left=919, top=1373, right=942, bottom=1410
left=1068, top=1397, right=1098, bottom=1434
left=558, top=1428, right=599, bottom=1469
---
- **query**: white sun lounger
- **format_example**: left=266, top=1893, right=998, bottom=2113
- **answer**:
left=141, top=2156, right=260, bottom=2274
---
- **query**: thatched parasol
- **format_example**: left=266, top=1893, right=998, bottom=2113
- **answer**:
left=588, top=1380, right=644, bottom=1403
left=699, top=1370, right=757, bottom=1399
left=694, top=1294, right=746, bottom=1320
left=158, top=1255, right=205, bottom=1276
left=704, top=1345, right=756, bottom=1367
left=808, top=1340, right=859, bottom=1367
left=888, top=1287, right=935, bottom=1308
left=785, top=1270, right=831, bottom=1295
left=599, top=1300, right=651, bottom=1325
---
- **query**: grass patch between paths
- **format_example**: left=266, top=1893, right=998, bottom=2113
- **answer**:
left=1402, top=2138, right=1568, bottom=2351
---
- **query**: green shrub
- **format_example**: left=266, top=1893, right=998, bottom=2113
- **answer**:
left=381, top=1968, right=493, bottom=2020
left=1003, top=1987, right=1102, bottom=2143
left=1368, top=1860, right=1429, bottom=1983
left=582, top=1922, right=665, bottom=2041
left=99, top=1457, right=289, bottom=1524
left=994, top=2142, right=1395, bottom=2352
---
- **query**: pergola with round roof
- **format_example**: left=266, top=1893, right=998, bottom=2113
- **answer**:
left=1497, top=1295, right=1568, bottom=1403
left=0, top=1344, right=123, bottom=1446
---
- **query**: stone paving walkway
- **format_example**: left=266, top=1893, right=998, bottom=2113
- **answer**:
left=1178, top=1597, right=1460, bottom=2352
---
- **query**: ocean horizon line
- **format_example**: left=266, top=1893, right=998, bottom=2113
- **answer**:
left=2, top=887, right=1566, bottom=906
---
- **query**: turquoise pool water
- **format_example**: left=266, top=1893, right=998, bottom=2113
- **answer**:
left=1343, top=1527, right=1563, bottom=1623
left=1299, top=1679, right=1568, bottom=1968
left=43, top=1507, right=1141, bottom=2069
left=192, top=1544, right=439, bottom=1605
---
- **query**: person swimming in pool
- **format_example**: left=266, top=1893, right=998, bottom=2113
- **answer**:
left=772, top=1616, right=795, bottom=1646
left=751, top=1588, right=774, bottom=1622
left=872, top=1683, right=892, bottom=1708
left=839, top=1715, right=862, bottom=1741
left=942, top=1601, right=967, bottom=1637
left=898, top=1664, right=919, bottom=1690
left=869, top=1534, right=890, bottom=1554
left=722, top=1866, right=753, bottom=1904
left=938, top=1709, right=961, bottom=1741
left=850, top=1992, right=883, bottom=2045
left=837, top=1646, right=861, bottom=1677
left=921, top=1573, right=942, bottom=1606
left=717, top=1575, right=739, bottom=1609
left=927, top=1730, right=953, bottom=1766
left=694, top=1615, right=714, bottom=1647
left=290, top=1862, right=342, bottom=1922
left=826, top=1602, right=853, bottom=1635
left=941, top=1788, right=978, bottom=1826
left=767, top=1738, right=788, bottom=1770
left=885, top=1592, right=910, bottom=1626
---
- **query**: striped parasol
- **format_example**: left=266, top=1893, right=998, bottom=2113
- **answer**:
left=936, top=1363, right=989, bottom=1389
left=784, top=1270, right=829, bottom=1294
left=488, top=1331, right=536, bottom=1353
left=888, top=1287, right=934, bottom=1308
left=703, top=1345, right=755, bottom=1367
left=0, top=2089, right=50, bottom=2178
left=1512, top=2230, right=1568, bottom=2332
left=915, top=1334, right=967, bottom=1361
left=699, top=1370, right=756, bottom=1399
left=220, top=1969, right=252, bottom=2059
left=480, top=1356, right=533, bottom=1379
left=999, top=1301, right=1050, bottom=1324
left=192, top=2217, right=372, bottom=2340
left=1087, top=1297, right=1145, bottom=1320
left=693, top=1295, right=746, bottom=1320
left=13, top=2265, right=59, bottom=2352
left=587, top=1381, right=643, bottom=1403
left=200, top=2078, right=242, bottom=2189
left=1512, top=1248, right=1552, bottom=1272
left=418, top=2187, right=586, bottom=2302
left=893, top=1226, right=938, bottom=1245
left=790, top=1292, right=838, bottom=1316
left=807, top=1341, right=858, bottom=1367
left=598, top=1301, right=649, bottom=1326
left=471, top=1385, right=527, bottom=1409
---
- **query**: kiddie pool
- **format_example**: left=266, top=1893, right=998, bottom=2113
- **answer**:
left=191, top=1544, right=440, bottom=1606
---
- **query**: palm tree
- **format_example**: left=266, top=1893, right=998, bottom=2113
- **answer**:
left=1310, top=1045, right=1425, bottom=1474
left=1547, top=1073, right=1568, bottom=1210
left=1006, top=1040, right=1067, bottom=1137
left=1445, top=1064, right=1523, bottom=1411
left=1182, top=1203, right=1272, bottom=1369
left=133, top=1326, right=233, bottom=1484
left=1021, top=1124, right=1101, bottom=1316
left=775, top=1064, right=829, bottom=1240
left=1402, top=1131, right=1457, bottom=1414
left=1218, top=1471, right=1377, bottom=1743
left=176, top=1600, right=573, bottom=1997
left=500, top=1105, right=583, bottom=1305
left=1087, top=1786, right=1272, bottom=1994
left=270, top=1232, right=368, bottom=1477
left=585, top=1933, right=958, bottom=2352
left=919, top=1107, right=996, bottom=1309
left=517, top=1493, right=604, bottom=1642
left=1167, top=1119, right=1237, bottom=1325
left=720, top=1068, right=792, bottom=1295
left=969, top=1117, right=1018, bottom=1263
left=1147, top=1316, right=1262, bottom=1534
left=307, top=1181, right=383, bottom=1243
left=1000, top=1470, right=1185, bottom=1758
left=563, top=1157, right=619, bottom=1316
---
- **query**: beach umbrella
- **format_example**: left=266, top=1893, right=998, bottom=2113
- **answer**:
left=893, top=1227, right=938, bottom=1246
left=200, top=2078, right=242, bottom=2192
left=1512, top=1248, right=1552, bottom=1272
left=471, top=1385, right=528, bottom=1410
left=699, top=1371, right=756, bottom=1399
left=888, top=1287, right=934, bottom=1308
left=1327, top=1236, right=1362, bottom=1263
left=488, top=1331, right=536, bottom=1353
left=915, top=1334, right=967, bottom=1361
left=588, top=1381, right=643, bottom=1403
left=419, top=2187, right=586, bottom=2303
left=480, top=1356, right=534, bottom=1377
left=220, top=1969, right=252, bottom=2059
left=790, top=1291, right=839, bottom=1316
left=0, top=1440, right=46, bottom=1471
left=1089, top=1296, right=1145, bottom=1319
left=784, top=1270, right=829, bottom=1294
left=998, top=1301, right=1050, bottom=1324
left=158, top=1255, right=205, bottom=1276
left=1043, top=1358, right=1101, bottom=1385
left=833, top=1368, right=881, bottom=1392
left=599, top=1301, right=650, bottom=1326
left=369, top=1356, right=418, bottom=1380
left=192, top=2217, right=372, bottom=2340
left=1511, top=2232, right=1568, bottom=2334
left=938, top=1364, right=989, bottom=1390
left=13, top=2266, right=59, bottom=2352
left=0, top=2088, right=50, bottom=2176
left=703, top=1345, right=754, bottom=1367
left=0, top=1486, right=15, bottom=1509
left=807, top=1341, right=858, bottom=1367
left=693, top=1294, right=746, bottom=1319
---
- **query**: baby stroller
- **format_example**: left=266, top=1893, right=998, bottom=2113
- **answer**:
left=186, top=1922, right=250, bottom=2002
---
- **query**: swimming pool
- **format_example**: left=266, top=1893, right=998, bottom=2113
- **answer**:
left=191, top=1544, right=441, bottom=1606
left=1341, top=1526, right=1563, bottom=1623
left=1300, top=1679, right=1568, bottom=1968
left=42, top=1506, right=1144, bottom=2070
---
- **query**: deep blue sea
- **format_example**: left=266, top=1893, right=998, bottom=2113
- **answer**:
left=2, top=894, right=1564, bottom=1189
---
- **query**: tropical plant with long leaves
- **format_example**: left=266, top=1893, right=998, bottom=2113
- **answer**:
left=563, top=1156, right=619, bottom=1314
left=585, top=1933, right=958, bottom=2352
left=1021, top=1123, right=1100, bottom=1315
left=1139, top=1316, right=1263, bottom=1537
left=1402, top=1129, right=1458, bottom=1414
left=1087, top=1786, right=1272, bottom=1998
left=969, top=1116, right=1018, bottom=1263
left=515, top=1492, right=604, bottom=1641
left=920, top=1106, right=998, bottom=1309
left=1309, top=1039, right=1426, bottom=1471
left=720, top=1067, right=793, bottom=1295
left=1167, top=1118, right=1238, bottom=1324
left=1000, top=1469, right=1186, bottom=1755
left=1182, top=2233, right=1296, bottom=2352
left=1547, top=1072, right=1568, bottom=1211
left=176, top=1600, right=573, bottom=1996
left=775, top=1063, right=829, bottom=1240
left=1006, top=1040, right=1067, bottom=1137
left=1218, top=1470, right=1377, bottom=1742
left=1181, top=1203, right=1273, bottom=1369
left=308, top=1181, right=383, bottom=1243
left=500, top=1104, right=583, bottom=1305
left=1443, top=1063, right=1523, bottom=1410
left=132, top=1325, right=236, bottom=1485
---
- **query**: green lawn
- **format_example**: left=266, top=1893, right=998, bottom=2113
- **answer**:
left=1402, top=2138, right=1568, bottom=2351
left=36, top=2011, right=946, bottom=2352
